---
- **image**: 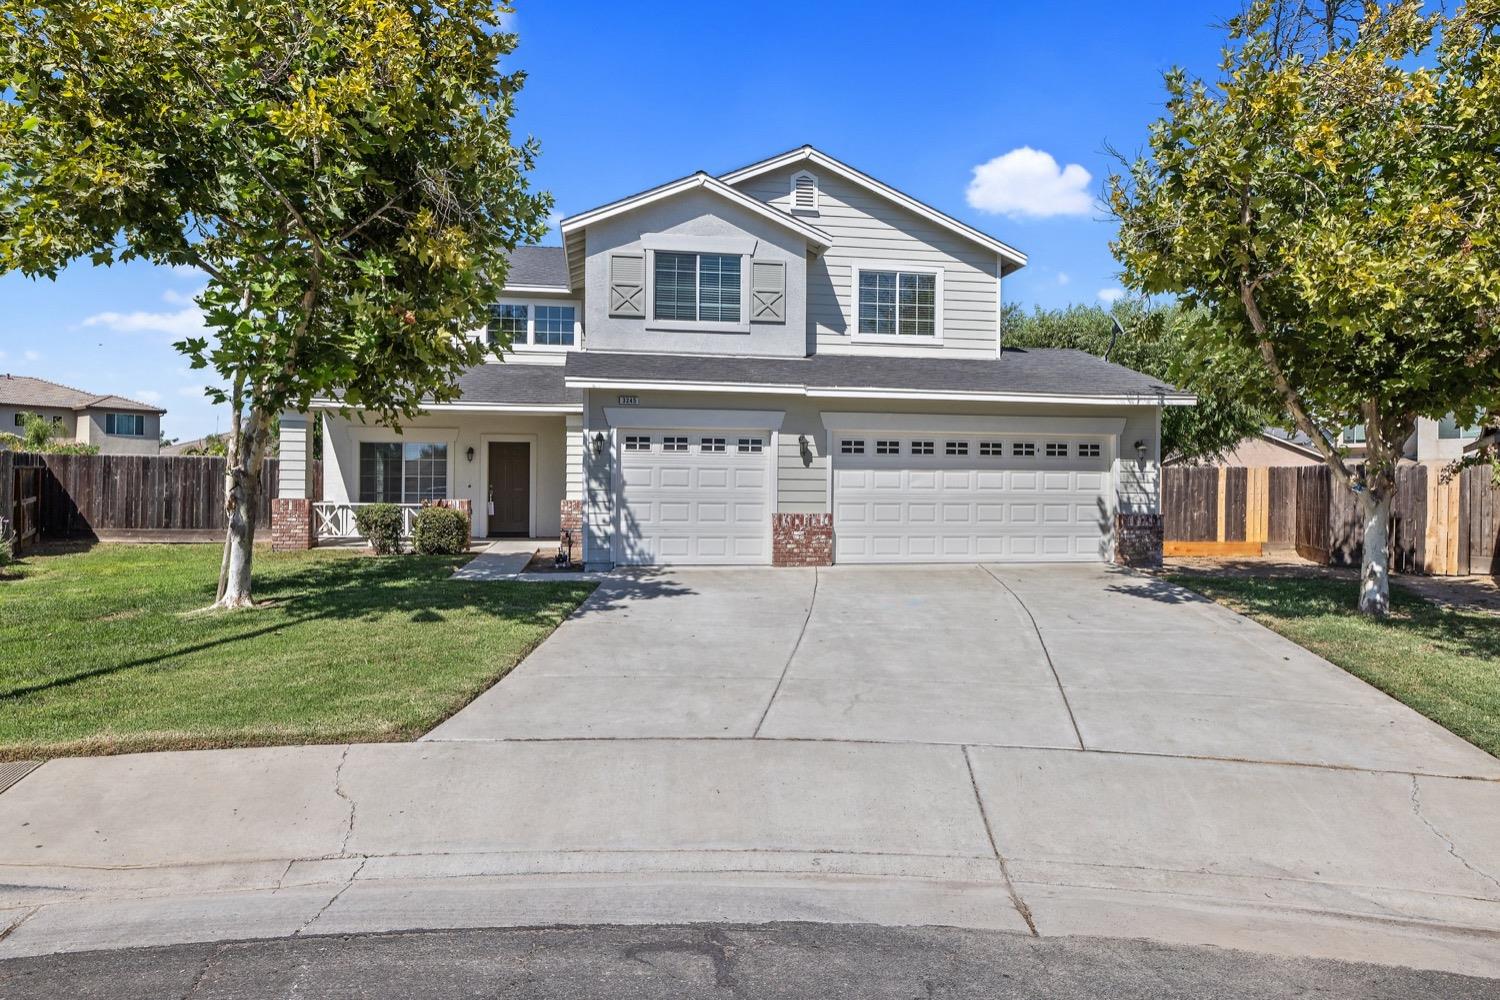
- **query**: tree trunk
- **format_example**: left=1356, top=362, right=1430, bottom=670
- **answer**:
left=214, top=406, right=268, bottom=610
left=1357, top=489, right=1392, bottom=618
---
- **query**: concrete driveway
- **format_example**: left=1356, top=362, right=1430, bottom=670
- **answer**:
left=3, top=565, right=1499, bottom=977
left=427, top=564, right=1494, bottom=777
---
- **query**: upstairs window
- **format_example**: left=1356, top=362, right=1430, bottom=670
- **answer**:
left=858, top=269, right=936, bottom=337
left=105, top=413, right=145, bottom=436
left=1437, top=411, right=1483, bottom=440
left=533, top=305, right=576, bottom=346
left=487, top=303, right=527, bottom=345
left=654, top=252, right=742, bottom=323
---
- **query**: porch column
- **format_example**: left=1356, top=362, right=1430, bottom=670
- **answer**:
left=271, top=410, right=316, bottom=551
left=561, top=413, right=584, bottom=566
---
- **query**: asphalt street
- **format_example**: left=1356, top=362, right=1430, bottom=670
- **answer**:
left=2, top=923, right=1497, bottom=1000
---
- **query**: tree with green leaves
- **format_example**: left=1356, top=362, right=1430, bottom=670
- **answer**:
left=1109, top=0, right=1500, bottom=616
left=1003, top=301, right=1272, bottom=462
left=1, top=0, right=551, bottom=607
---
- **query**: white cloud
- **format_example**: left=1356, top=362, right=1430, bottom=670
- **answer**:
left=161, top=288, right=201, bottom=305
left=134, top=389, right=163, bottom=404
left=1097, top=287, right=1125, bottom=304
left=24, top=350, right=42, bottom=362
left=966, top=147, right=1094, bottom=219
left=1056, top=272, right=1071, bottom=286
left=169, top=263, right=204, bottom=279
left=81, top=306, right=205, bottom=338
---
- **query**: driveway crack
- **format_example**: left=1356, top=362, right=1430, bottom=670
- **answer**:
left=979, top=565, right=1085, bottom=750
left=963, top=745, right=1038, bottom=936
left=753, top=567, right=818, bottom=737
left=1410, top=775, right=1500, bottom=894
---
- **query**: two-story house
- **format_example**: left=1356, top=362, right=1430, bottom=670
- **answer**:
left=273, top=147, right=1193, bottom=567
left=0, top=374, right=165, bottom=455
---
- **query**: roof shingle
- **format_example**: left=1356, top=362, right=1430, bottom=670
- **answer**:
left=502, top=246, right=570, bottom=289
left=0, top=374, right=166, bottom=413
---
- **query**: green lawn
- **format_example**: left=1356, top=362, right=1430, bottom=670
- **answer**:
left=1167, top=574, right=1500, bottom=758
left=0, top=544, right=594, bottom=759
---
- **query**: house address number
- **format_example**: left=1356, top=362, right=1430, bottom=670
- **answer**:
left=617, top=395, right=640, bottom=406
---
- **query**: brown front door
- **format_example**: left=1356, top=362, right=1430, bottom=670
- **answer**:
left=487, top=441, right=530, bottom=536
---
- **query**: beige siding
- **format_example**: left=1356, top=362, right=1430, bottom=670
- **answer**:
left=777, top=431, right=827, bottom=514
left=732, top=167, right=1001, bottom=358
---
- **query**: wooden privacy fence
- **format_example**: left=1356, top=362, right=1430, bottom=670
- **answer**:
left=2, top=451, right=321, bottom=542
left=1164, top=462, right=1500, bottom=575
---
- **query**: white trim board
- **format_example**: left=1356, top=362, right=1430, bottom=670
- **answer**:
left=820, top=413, right=1127, bottom=436
left=568, top=377, right=1194, bottom=407
left=604, top=407, right=786, bottom=431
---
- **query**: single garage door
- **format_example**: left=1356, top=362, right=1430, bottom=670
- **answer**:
left=832, top=433, right=1112, bottom=563
left=615, top=429, right=772, bottom=565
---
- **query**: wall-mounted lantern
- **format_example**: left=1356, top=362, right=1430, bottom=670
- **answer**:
left=465, top=446, right=475, bottom=463
left=1134, top=440, right=1148, bottom=459
left=592, top=432, right=607, bottom=457
left=798, top=434, right=813, bottom=467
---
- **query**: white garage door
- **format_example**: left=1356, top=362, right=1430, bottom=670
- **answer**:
left=832, top=433, right=1113, bottom=564
left=615, top=430, right=771, bottom=565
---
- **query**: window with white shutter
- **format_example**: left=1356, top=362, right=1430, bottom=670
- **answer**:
left=751, top=261, right=785, bottom=323
left=609, top=254, right=645, bottom=317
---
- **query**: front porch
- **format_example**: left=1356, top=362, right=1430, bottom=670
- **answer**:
left=272, top=403, right=583, bottom=553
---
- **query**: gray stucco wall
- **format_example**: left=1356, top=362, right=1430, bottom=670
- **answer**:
left=582, top=189, right=810, bottom=358
left=580, top=388, right=1162, bottom=565
left=731, top=165, right=1003, bottom=359
left=1, top=405, right=78, bottom=442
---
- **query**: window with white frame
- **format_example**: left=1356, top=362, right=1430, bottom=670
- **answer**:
left=1045, top=442, right=1068, bottom=458
left=911, top=440, right=934, bottom=455
left=663, top=436, right=688, bottom=452
left=359, top=442, right=448, bottom=503
left=945, top=440, right=968, bottom=456
left=487, top=303, right=527, bottom=345
left=700, top=436, right=726, bottom=453
left=840, top=438, right=865, bottom=455
left=875, top=440, right=899, bottom=455
left=105, top=413, right=146, bottom=436
left=857, top=269, right=936, bottom=337
left=737, top=437, right=764, bottom=453
left=1012, top=442, right=1036, bottom=457
left=979, top=441, right=1002, bottom=457
left=624, top=435, right=652, bottom=452
left=654, top=252, right=742, bottom=323
left=1078, top=442, right=1102, bottom=458
left=532, top=305, right=577, bottom=346
left=488, top=301, right=577, bottom=348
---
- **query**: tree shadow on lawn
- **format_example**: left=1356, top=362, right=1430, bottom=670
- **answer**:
left=1167, top=574, right=1500, bottom=663
left=1, top=554, right=599, bottom=703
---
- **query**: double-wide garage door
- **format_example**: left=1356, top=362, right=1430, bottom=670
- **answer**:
left=832, top=433, right=1112, bottom=563
left=616, top=429, right=771, bottom=565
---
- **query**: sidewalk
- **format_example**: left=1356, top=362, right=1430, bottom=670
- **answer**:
left=2, top=739, right=1498, bottom=977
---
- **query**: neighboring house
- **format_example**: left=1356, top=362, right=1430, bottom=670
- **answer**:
left=274, top=146, right=1193, bottom=567
left=0, top=374, right=164, bottom=455
left=1166, top=430, right=1323, bottom=468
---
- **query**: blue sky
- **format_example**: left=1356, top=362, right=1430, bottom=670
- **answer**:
left=0, top=0, right=1228, bottom=440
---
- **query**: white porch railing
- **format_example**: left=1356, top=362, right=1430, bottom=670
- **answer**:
left=313, top=502, right=421, bottom=541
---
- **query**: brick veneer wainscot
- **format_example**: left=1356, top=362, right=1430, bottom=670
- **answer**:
left=559, top=499, right=583, bottom=566
left=773, top=513, right=833, bottom=567
left=1115, top=512, right=1164, bottom=567
left=271, top=498, right=314, bottom=552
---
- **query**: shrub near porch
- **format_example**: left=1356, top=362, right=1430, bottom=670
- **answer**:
left=0, top=545, right=594, bottom=759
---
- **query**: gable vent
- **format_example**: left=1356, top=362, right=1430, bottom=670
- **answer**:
left=790, top=171, right=819, bottom=213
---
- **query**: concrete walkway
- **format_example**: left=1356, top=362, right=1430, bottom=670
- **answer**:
left=1, top=566, right=1498, bottom=977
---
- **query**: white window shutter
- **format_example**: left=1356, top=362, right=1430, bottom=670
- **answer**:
left=790, top=171, right=819, bottom=213
left=609, top=254, right=645, bottom=317
left=751, top=261, right=785, bottom=323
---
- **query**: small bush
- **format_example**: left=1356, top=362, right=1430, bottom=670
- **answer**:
left=355, top=503, right=404, bottom=555
left=411, top=504, right=470, bottom=555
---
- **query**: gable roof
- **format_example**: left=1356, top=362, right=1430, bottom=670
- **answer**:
left=564, top=349, right=1193, bottom=406
left=502, top=246, right=571, bottom=291
left=720, top=145, right=1029, bottom=275
left=0, top=374, right=166, bottom=413
left=558, top=172, right=835, bottom=289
